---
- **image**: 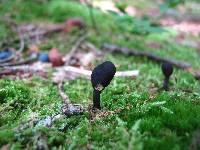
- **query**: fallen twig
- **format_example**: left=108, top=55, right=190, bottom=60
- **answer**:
left=0, top=53, right=37, bottom=67
left=0, top=65, right=47, bottom=78
left=57, top=82, right=86, bottom=116
left=102, top=43, right=200, bottom=80
left=36, top=82, right=87, bottom=127
left=58, top=82, right=71, bottom=104
left=53, top=66, right=138, bottom=83
left=60, top=66, right=139, bottom=78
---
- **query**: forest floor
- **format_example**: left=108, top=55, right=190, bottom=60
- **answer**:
left=0, top=0, right=200, bottom=150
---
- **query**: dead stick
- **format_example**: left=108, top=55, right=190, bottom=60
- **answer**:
left=58, top=82, right=71, bottom=104
left=0, top=54, right=37, bottom=67
left=0, top=65, right=47, bottom=78
left=102, top=43, right=200, bottom=80
left=59, top=66, right=139, bottom=77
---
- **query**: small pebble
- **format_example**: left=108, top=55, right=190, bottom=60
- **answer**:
left=38, top=52, right=49, bottom=62
left=0, top=48, right=12, bottom=60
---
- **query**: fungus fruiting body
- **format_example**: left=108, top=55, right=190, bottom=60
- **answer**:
left=91, top=61, right=116, bottom=110
left=161, top=62, right=173, bottom=90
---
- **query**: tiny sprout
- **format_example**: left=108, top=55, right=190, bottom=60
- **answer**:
left=91, top=61, right=116, bottom=110
left=161, top=62, right=173, bottom=91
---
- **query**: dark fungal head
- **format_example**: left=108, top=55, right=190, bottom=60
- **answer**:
left=91, top=61, right=116, bottom=91
left=161, top=63, right=173, bottom=78
left=91, top=61, right=116, bottom=110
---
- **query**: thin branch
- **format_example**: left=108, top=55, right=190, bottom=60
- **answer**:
left=58, top=82, right=71, bottom=104
left=0, top=54, right=37, bottom=67
left=115, top=70, right=139, bottom=77
left=0, top=64, right=47, bottom=78
left=57, top=82, right=86, bottom=116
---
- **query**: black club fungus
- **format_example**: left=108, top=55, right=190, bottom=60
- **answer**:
left=91, top=61, right=116, bottom=110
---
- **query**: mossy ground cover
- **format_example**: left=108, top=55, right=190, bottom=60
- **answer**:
left=0, top=0, right=200, bottom=149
